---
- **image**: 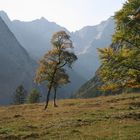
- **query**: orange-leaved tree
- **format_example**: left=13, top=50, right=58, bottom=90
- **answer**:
left=35, top=31, right=77, bottom=109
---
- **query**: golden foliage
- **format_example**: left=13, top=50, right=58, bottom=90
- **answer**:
left=34, top=31, right=77, bottom=93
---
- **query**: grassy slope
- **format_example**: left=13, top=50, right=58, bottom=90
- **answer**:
left=0, top=93, right=140, bottom=140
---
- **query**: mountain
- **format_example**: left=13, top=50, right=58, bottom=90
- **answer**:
left=0, top=11, right=115, bottom=101
left=0, top=11, right=115, bottom=80
left=0, top=11, right=69, bottom=60
left=0, top=11, right=85, bottom=101
left=72, top=19, right=116, bottom=97
left=11, top=19, right=70, bottom=60
left=73, top=71, right=101, bottom=98
left=73, top=17, right=115, bottom=79
left=0, top=17, right=35, bottom=104
left=73, top=69, right=112, bottom=98
left=73, top=44, right=122, bottom=98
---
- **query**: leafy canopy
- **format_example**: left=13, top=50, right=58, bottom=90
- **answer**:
left=98, top=0, right=140, bottom=91
left=35, top=31, right=77, bottom=92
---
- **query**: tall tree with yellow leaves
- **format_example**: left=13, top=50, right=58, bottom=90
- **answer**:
left=35, top=31, right=77, bottom=109
left=98, top=0, right=140, bottom=91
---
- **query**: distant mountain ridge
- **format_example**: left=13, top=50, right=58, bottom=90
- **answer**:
left=0, top=11, right=116, bottom=103
left=0, top=11, right=69, bottom=60
left=73, top=17, right=115, bottom=79
left=0, top=11, right=115, bottom=80
left=0, top=12, right=86, bottom=103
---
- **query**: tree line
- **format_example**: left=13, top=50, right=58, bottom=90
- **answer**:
left=13, top=85, right=41, bottom=105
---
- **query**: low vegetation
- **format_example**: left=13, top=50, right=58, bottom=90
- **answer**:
left=0, top=93, right=140, bottom=140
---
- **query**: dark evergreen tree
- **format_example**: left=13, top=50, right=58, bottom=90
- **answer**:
left=13, top=85, right=27, bottom=105
left=28, top=89, right=41, bottom=104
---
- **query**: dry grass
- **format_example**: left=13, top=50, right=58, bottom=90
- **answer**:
left=0, top=93, right=140, bottom=140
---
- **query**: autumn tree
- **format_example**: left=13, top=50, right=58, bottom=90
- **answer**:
left=13, top=85, right=27, bottom=105
left=35, top=31, right=77, bottom=109
left=98, top=0, right=140, bottom=91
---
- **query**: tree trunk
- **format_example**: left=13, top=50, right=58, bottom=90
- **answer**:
left=54, top=88, right=58, bottom=107
left=44, top=64, right=58, bottom=110
left=44, top=86, right=52, bottom=110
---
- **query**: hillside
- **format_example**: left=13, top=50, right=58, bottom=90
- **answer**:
left=73, top=17, right=115, bottom=79
left=0, top=93, right=140, bottom=140
left=73, top=71, right=103, bottom=98
left=0, top=17, right=35, bottom=104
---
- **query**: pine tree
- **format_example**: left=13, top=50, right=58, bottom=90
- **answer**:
left=28, top=89, right=41, bottom=104
left=13, top=85, right=27, bottom=105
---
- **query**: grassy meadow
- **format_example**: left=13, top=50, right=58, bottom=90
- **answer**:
left=0, top=93, right=140, bottom=140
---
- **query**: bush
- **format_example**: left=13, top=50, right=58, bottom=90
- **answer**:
left=13, top=85, right=27, bottom=105
left=28, top=89, right=41, bottom=104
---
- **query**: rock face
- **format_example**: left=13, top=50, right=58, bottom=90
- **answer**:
left=0, top=17, right=35, bottom=104
left=73, top=17, right=115, bottom=79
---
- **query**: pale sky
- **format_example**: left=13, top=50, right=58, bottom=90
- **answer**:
left=0, top=0, right=127, bottom=31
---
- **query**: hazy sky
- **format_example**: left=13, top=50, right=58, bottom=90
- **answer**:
left=0, top=0, right=126, bottom=31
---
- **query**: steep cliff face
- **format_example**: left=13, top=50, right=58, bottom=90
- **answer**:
left=0, top=17, right=35, bottom=104
left=73, top=18, right=115, bottom=79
